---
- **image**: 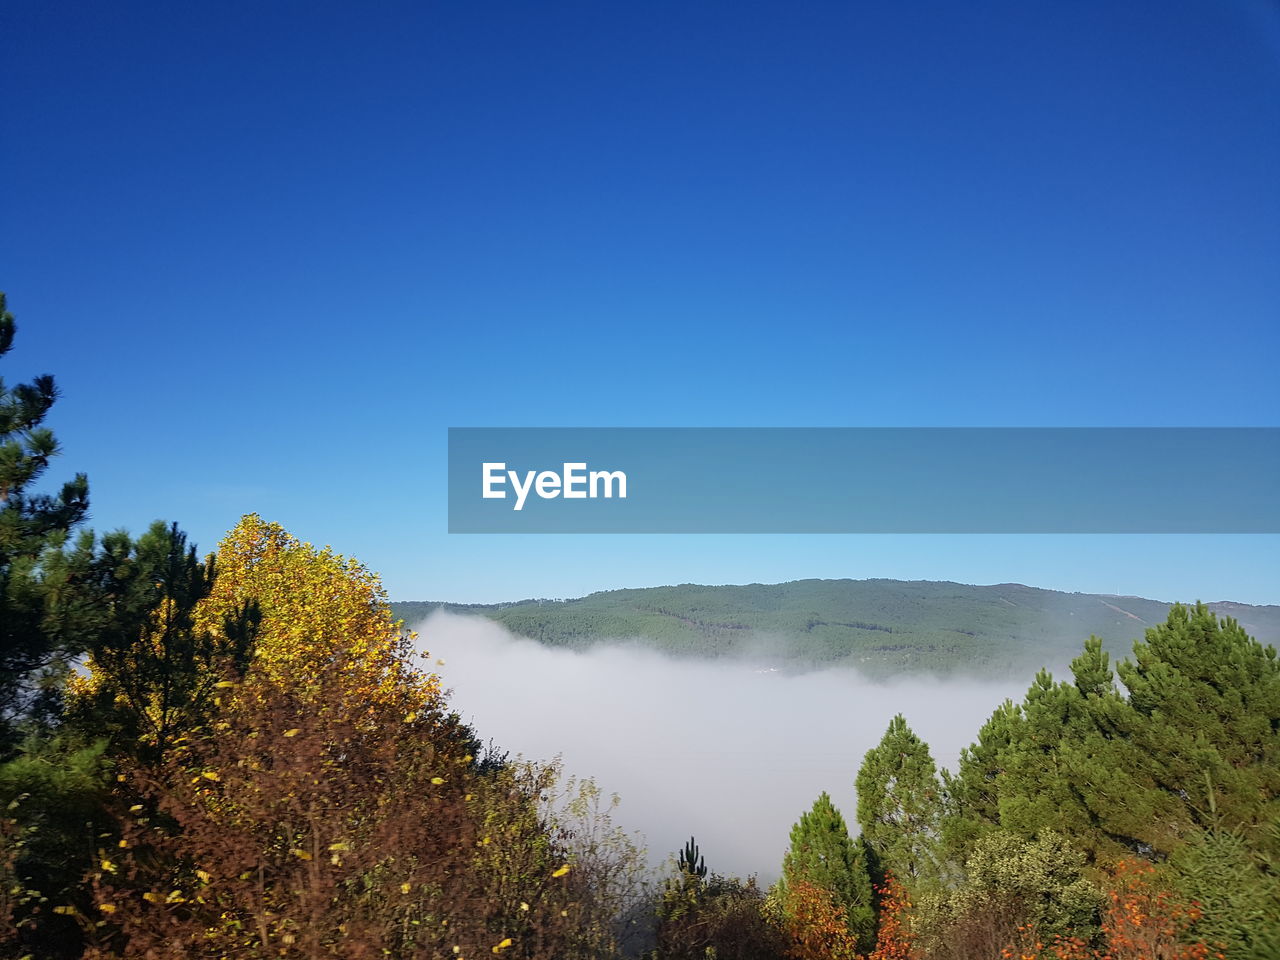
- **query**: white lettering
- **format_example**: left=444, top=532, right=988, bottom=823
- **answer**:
left=482, top=463, right=507, bottom=499
left=509, top=469, right=536, bottom=512
left=535, top=470, right=561, bottom=499
left=483, top=462, right=627, bottom=510
left=562, top=462, right=588, bottom=498
left=590, top=469, right=627, bottom=499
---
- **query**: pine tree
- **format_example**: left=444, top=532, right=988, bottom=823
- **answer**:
left=855, top=714, right=943, bottom=888
left=940, top=698, right=1021, bottom=857
left=974, top=611, right=1280, bottom=865
left=1170, top=824, right=1280, bottom=960
left=64, top=522, right=259, bottom=766
left=0, top=293, right=89, bottom=751
left=988, top=650, right=1173, bottom=863
left=1118, top=602, right=1280, bottom=848
left=779, top=791, right=876, bottom=952
left=678, top=835, right=707, bottom=882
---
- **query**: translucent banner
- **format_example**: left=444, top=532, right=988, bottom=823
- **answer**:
left=447, top=428, right=1280, bottom=533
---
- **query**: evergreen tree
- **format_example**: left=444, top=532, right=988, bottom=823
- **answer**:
left=1118, top=603, right=1280, bottom=848
left=967, top=611, right=1280, bottom=865
left=994, top=669, right=1092, bottom=842
left=995, top=645, right=1176, bottom=862
left=678, top=835, right=707, bottom=881
left=940, top=698, right=1021, bottom=857
left=1170, top=825, right=1280, bottom=960
left=855, top=714, right=943, bottom=887
left=0, top=293, right=90, bottom=752
left=64, top=522, right=259, bottom=766
left=778, top=791, right=876, bottom=952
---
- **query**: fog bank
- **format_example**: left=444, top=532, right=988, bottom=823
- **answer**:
left=412, top=610, right=1029, bottom=882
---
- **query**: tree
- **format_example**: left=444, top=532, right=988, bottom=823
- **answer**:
left=1169, top=824, right=1280, bottom=960
left=678, top=836, right=707, bottom=882
left=981, top=634, right=1186, bottom=865
left=940, top=698, right=1021, bottom=858
left=83, top=656, right=585, bottom=960
left=777, top=791, right=875, bottom=953
left=653, top=867, right=785, bottom=960
left=73, top=516, right=613, bottom=960
left=188, top=513, right=440, bottom=709
left=856, top=714, right=943, bottom=888
left=0, top=292, right=90, bottom=750
left=915, top=829, right=1101, bottom=959
left=1117, top=603, right=1280, bottom=851
left=774, top=876, right=862, bottom=960
left=994, top=609, right=1280, bottom=865
left=539, top=771, right=651, bottom=958
left=1093, top=860, right=1212, bottom=960
left=866, top=874, right=916, bottom=960
left=66, top=522, right=259, bottom=766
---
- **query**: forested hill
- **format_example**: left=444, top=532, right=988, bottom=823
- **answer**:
left=391, top=579, right=1280, bottom=678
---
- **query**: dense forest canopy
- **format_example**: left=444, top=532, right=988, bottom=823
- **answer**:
left=392, top=581, right=1280, bottom=678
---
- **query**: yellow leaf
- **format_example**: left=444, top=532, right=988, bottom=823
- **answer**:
left=327, top=841, right=350, bottom=852
left=117, top=839, right=128, bottom=848
left=283, top=728, right=300, bottom=738
left=289, top=848, right=312, bottom=861
left=551, top=864, right=570, bottom=878
left=201, top=771, right=220, bottom=781
left=431, top=777, right=445, bottom=785
left=98, top=903, right=116, bottom=914
left=400, top=882, right=412, bottom=894
left=142, top=891, right=162, bottom=903
left=196, top=870, right=212, bottom=884
left=129, top=804, right=144, bottom=813
left=100, top=859, right=117, bottom=874
left=214, top=680, right=236, bottom=688
left=492, top=938, right=513, bottom=953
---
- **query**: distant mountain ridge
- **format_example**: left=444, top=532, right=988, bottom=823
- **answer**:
left=391, top=579, right=1280, bottom=678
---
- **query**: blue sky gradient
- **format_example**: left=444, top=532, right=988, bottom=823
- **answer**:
left=3, top=1, right=1277, bottom=603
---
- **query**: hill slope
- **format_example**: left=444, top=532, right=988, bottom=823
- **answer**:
left=391, top=579, right=1280, bottom=678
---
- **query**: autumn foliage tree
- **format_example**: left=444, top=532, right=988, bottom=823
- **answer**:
left=81, top=657, right=584, bottom=959
left=653, top=868, right=786, bottom=960
left=66, top=515, right=624, bottom=960
left=777, top=792, right=875, bottom=954
left=998, top=861, right=1216, bottom=960
left=775, top=876, right=863, bottom=960
left=1092, top=861, right=1212, bottom=960
left=867, top=874, right=917, bottom=960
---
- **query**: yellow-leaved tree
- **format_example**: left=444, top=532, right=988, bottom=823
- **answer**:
left=68, top=515, right=440, bottom=763
left=73, top=515, right=617, bottom=959
left=192, top=513, right=441, bottom=711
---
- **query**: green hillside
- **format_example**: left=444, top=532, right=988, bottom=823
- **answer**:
left=391, top=579, right=1280, bottom=678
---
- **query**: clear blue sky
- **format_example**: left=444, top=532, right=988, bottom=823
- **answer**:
left=3, top=1, right=1278, bottom=604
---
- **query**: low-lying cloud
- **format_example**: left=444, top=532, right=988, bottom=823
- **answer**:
left=412, top=610, right=1030, bottom=882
